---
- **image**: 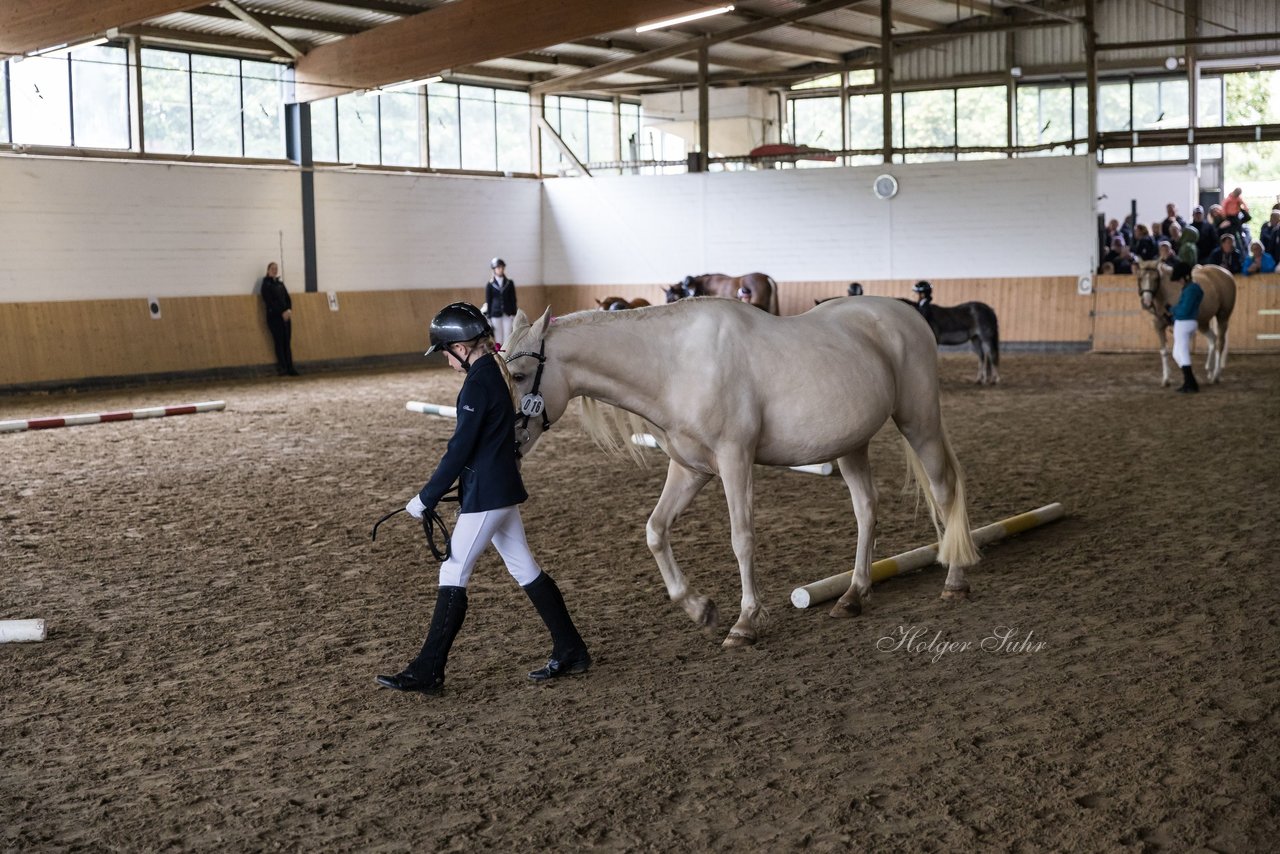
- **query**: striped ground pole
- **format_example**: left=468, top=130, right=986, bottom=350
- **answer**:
left=790, top=502, right=1067, bottom=609
left=406, top=401, right=458, bottom=418
left=0, top=401, right=226, bottom=434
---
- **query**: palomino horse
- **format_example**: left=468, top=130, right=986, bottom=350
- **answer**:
left=596, top=296, right=652, bottom=311
left=913, top=300, right=1002, bottom=384
left=1134, top=260, right=1235, bottom=384
left=502, top=298, right=979, bottom=648
left=664, top=272, right=780, bottom=314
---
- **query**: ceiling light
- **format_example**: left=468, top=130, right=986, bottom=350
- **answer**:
left=30, top=37, right=109, bottom=58
left=636, top=5, right=735, bottom=33
left=380, top=75, right=443, bottom=93
left=1164, top=56, right=1179, bottom=71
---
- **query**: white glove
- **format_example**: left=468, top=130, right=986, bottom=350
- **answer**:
left=406, top=494, right=426, bottom=520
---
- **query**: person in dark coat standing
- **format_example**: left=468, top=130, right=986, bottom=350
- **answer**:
left=483, top=257, right=518, bottom=346
left=259, top=262, right=298, bottom=376
left=1191, top=206, right=1218, bottom=262
left=376, top=302, right=591, bottom=696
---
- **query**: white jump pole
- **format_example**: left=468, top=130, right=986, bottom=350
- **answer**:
left=0, top=619, right=46, bottom=643
left=0, top=401, right=225, bottom=434
left=790, top=502, right=1066, bottom=609
left=630, top=434, right=833, bottom=476
left=406, top=401, right=458, bottom=418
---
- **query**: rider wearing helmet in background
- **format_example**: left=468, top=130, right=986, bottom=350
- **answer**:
left=913, top=280, right=934, bottom=309
left=376, top=302, right=591, bottom=696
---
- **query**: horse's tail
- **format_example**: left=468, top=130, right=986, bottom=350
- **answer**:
left=767, top=276, right=779, bottom=315
left=901, top=429, right=979, bottom=569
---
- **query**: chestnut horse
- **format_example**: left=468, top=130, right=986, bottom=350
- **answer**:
left=664, top=273, right=780, bottom=314
left=502, top=298, right=978, bottom=648
left=596, top=296, right=652, bottom=311
left=1134, top=260, right=1235, bottom=384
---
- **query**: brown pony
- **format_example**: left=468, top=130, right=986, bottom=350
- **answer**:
left=664, top=273, right=780, bottom=314
left=1134, top=260, right=1235, bottom=384
left=596, top=296, right=652, bottom=311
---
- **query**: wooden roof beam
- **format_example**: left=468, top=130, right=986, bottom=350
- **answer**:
left=217, top=0, right=304, bottom=59
left=185, top=6, right=366, bottom=36
left=292, top=0, right=713, bottom=102
left=0, top=0, right=207, bottom=57
left=533, top=0, right=876, bottom=95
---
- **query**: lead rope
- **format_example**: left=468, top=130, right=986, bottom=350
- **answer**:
left=370, top=487, right=460, bottom=561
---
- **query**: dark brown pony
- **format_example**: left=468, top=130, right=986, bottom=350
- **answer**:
left=664, top=273, right=780, bottom=314
left=596, top=296, right=652, bottom=311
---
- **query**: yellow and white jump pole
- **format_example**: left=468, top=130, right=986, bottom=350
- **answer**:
left=0, top=619, right=46, bottom=643
left=790, top=502, right=1066, bottom=609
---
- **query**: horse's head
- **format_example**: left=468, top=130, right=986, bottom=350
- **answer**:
left=503, top=307, right=566, bottom=459
left=1135, top=260, right=1166, bottom=312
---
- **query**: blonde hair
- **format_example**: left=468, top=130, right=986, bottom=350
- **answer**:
left=482, top=335, right=520, bottom=409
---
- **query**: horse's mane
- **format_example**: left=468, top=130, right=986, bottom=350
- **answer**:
left=541, top=307, right=678, bottom=465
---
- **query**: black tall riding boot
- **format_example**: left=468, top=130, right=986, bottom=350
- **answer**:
left=523, top=572, right=591, bottom=681
left=1177, top=365, right=1199, bottom=394
left=376, top=585, right=468, bottom=694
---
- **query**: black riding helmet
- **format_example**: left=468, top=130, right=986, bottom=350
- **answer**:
left=913, top=280, right=933, bottom=295
left=425, top=302, right=493, bottom=356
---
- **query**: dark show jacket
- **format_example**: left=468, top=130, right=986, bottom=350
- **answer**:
left=261, top=277, right=292, bottom=318
left=417, top=353, right=527, bottom=513
left=484, top=276, right=518, bottom=318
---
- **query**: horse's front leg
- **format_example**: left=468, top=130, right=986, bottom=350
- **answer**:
left=831, top=446, right=876, bottom=618
left=716, top=450, right=763, bottom=648
left=1156, top=323, right=1172, bottom=386
left=646, top=459, right=717, bottom=629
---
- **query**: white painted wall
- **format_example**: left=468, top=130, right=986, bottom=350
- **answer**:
left=542, top=156, right=1097, bottom=284
left=1096, top=164, right=1197, bottom=231
left=0, top=156, right=304, bottom=303
left=0, top=156, right=543, bottom=303
left=1, top=152, right=1096, bottom=304
left=313, top=170, right=541, bottom=292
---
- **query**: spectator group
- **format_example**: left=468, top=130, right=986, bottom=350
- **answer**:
left=1100, top=191, right=1280, bottom=277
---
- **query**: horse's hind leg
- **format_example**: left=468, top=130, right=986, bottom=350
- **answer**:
left=982, top=335, right=1000, bottom=384
left=830, top=446, right=877, bottom=619
left=896, top=424, right=979, bottom=600
left=1212, top=320, right=1229, bottom=382
left=969, top=339, right=986, bottom=383
left=646, top=460, right=717, bottom=629
left=1201, top=324, right=1218, bottom=381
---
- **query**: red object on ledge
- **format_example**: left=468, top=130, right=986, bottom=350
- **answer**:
left=748, top=143, right=838, bottom=161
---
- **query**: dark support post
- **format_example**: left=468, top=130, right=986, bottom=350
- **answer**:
left=695, top=40, right=709, bottom=172
left=880, top=0, right=893, bottom=164
left=285, top=102, right=318, bottom=294
left=1084, top=0, right=1098, bottom=157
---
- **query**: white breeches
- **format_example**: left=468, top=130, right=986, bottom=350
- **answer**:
left=492, top=314, right=514, bottom=346
left=438, top=505, right=541, bottom=588
left=1172, top=319, right=1197, bottom=367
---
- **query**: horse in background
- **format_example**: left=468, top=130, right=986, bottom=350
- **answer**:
left=501, top=299, right=979, bottom=648
left=596, top=296, right=652, bottom=311
left=909, top=282, right=1001, bottom=384
left=664, top=272, right=780, bottom=314
left=1134, top=259, right=1235, bottom=384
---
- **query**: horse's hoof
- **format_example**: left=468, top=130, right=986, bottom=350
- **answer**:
left=695, top=599, right=719, bottom=629
left=940, top=583, right=971, bottom=601
left=829, top=598, right=861, bottom=618
left=721, top=630, right=756, bottom=649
